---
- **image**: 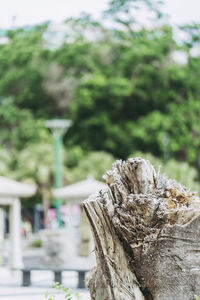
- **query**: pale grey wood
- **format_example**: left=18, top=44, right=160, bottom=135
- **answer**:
left=83, top=158, right=200, bottom=300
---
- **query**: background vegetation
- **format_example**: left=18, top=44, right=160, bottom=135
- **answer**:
left=1, top=0, right=200, bottom=212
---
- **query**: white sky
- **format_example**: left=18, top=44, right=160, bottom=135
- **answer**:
left=0, top=0, right=199, bottom=28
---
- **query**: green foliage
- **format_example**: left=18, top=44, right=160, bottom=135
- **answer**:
left=69, top=73, right=134, bottom=156
left=45, top=283, right=81, bottom=300
left=0, top=27, right=52, bottom=117
left=0, top=98, right=49, bottom=150
left=1, top=6, right=200, bottom=210
left=106, top=0, right=164, bottom=23
left=67, top=24, right=181, bottom=158
left=29, top=238, right=42, bottom=248
left=14, top=141, right=71, bottom=187
left=129, top=99, right=200, bottom=170
left=65, top=146, right=84, bottom=168
left=0, top=148, right=13, bottom=177
left=180, top=23, right=200, bottom=49
left=71, top=151, right=115, bottom=182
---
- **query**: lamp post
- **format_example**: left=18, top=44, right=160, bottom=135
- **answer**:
left=45, top=119, right=72, bottom=228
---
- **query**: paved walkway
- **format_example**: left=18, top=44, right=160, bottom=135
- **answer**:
left=0, top=267, right=91, bottom=300
left=1, top=240, right=95, bottom=300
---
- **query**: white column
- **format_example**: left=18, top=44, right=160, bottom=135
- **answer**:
left=9, top=198, right=23, bottom=268
left=0, top=208, right=4, bottom=266
left=65, top=204, right=77, bottom=261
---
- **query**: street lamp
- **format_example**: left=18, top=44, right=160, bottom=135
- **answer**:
left=45, top=119, right=72, bottom=228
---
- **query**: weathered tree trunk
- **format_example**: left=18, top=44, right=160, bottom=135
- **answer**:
left=82, top=158, right=200, bottom=300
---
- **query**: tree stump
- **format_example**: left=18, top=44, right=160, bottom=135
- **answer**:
left=82, top=158, right=200, bottom=300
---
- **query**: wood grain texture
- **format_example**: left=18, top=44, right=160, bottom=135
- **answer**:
left=83, top=158, right=200, bottom=300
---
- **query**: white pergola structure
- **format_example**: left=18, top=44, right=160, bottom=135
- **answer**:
left=53, top=176, right=106, bottom=204
left=53, top=177, right=106, bottom=256
left=0, top=176, right=36, bottom=268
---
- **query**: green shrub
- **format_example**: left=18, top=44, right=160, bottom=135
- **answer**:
left=30, top=238, right=42, bottom=248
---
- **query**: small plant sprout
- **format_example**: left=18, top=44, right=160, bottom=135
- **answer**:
left=45, top=282, right=81, bottom=300
left=44, top=290, right=55, bottom=300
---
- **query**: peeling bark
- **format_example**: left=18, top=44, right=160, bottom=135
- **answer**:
left=82, top=158, right=200, bottom=300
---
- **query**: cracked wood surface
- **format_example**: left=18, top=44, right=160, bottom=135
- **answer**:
left=82, top=158, right=200, bottom=300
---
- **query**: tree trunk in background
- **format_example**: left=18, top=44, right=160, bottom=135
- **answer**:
left=82, top=158, right=200, bottom=300
left=41, top=185, right=50, bottom=228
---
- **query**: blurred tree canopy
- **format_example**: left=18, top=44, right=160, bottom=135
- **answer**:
left=71, top=151, right=115, bottom=182
left=0, top=0, right=200, bottom=210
